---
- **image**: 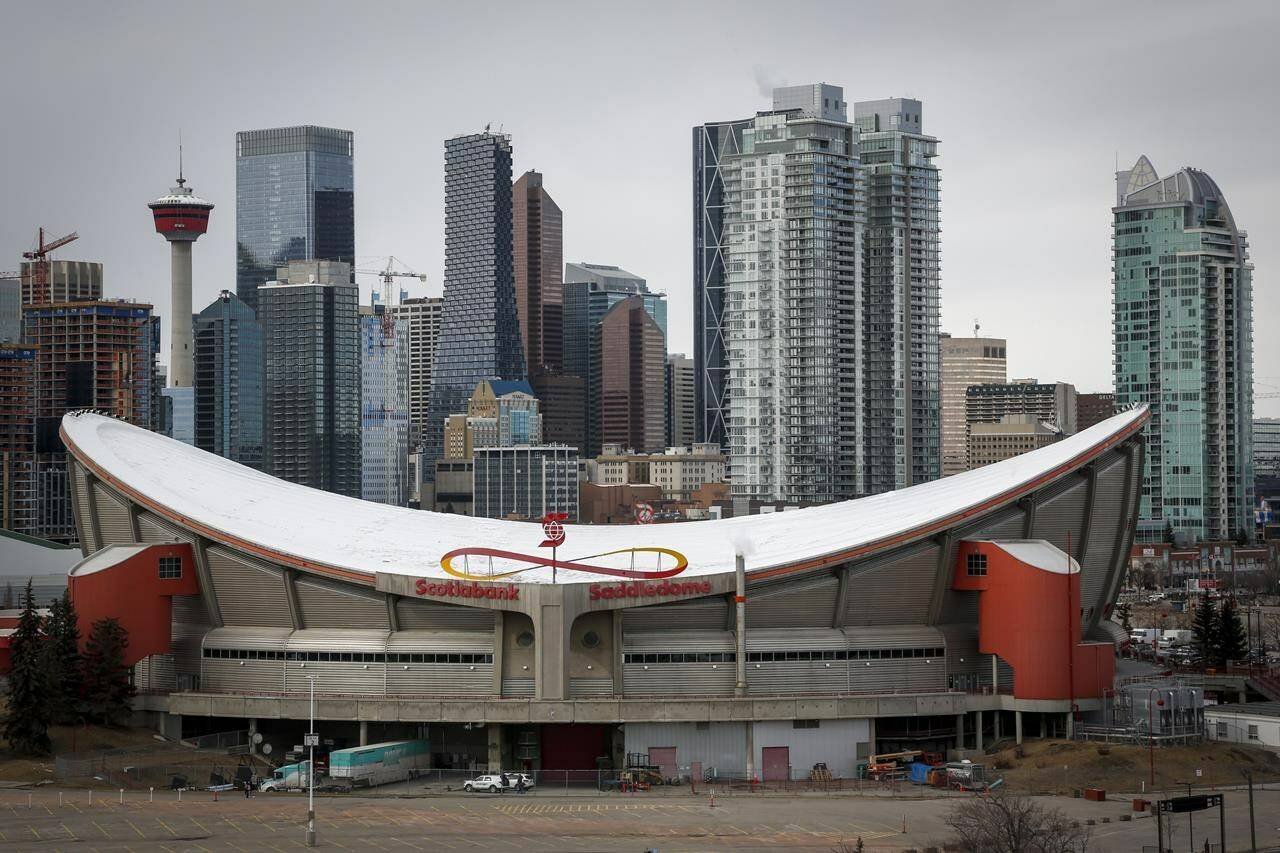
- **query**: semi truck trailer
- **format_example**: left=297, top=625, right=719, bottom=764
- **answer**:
left=328, top=740, right=431, bottom=787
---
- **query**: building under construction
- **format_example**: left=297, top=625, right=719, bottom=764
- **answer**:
left=23, top=300, right=158, bottom=542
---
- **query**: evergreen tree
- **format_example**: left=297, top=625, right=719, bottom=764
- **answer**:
left=1, top=582, right=13, bottom=609
left=1216, top=600, right=1247, bottom=665
left=43, top=590, right=83, bottom=724
left=2, top=581, right=53, bottom=754
left=1192, top=596, right=1219, bottom=664
left=80, top=618, right=134, bottom=726
left=1163, top=521, right=1175, bottom=544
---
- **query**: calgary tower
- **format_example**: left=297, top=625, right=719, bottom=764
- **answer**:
left=148, top=153, right=213, bottom=387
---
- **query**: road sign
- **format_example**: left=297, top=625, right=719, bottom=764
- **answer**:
left=304, top=733, right=319, bottom=747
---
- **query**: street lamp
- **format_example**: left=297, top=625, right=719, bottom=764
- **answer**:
left=306, top=675, right=317, bottom=848
left=1147, top=687, right=1166, bottom=790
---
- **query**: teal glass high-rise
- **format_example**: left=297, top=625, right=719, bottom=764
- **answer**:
left=1113, top=156, right=1254, bottom=542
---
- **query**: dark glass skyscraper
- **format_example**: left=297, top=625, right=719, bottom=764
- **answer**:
left=235, top=126, right=354, bottom=315
left=423, top=132, right=525, bottom=473
left=260, top=261, right=361, bottom=497
left=194, top=290, right=263, bottom=468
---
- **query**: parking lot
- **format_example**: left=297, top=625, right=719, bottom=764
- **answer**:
left=0, top=786, right=1277, bottom=851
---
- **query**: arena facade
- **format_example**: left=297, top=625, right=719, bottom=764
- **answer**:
left=59, top=406, right=1148, bottom=778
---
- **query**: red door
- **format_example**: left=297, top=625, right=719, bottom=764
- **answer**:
left=648, top=746, right=677, bottom=780
left=761, top=746, right=789, bottom=782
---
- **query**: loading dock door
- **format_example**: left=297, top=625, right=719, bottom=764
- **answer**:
left=648, top=746, right=677, bottom=780
left=761, top=746, right=789, bottom=782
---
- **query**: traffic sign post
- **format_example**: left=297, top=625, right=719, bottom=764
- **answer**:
left=1154, top=792, right=1224, bottom=853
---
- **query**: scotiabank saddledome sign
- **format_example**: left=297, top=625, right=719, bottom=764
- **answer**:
left=414, top=522, right=699, bottom=601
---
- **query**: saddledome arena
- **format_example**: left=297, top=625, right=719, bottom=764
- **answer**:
left=59, top=406, right=1148, bottom=779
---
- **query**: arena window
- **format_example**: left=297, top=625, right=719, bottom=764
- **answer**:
left=158, top=556, right=182, bottom=579
left=204, top=648, right=493, bottom=665
left=966, top=552, right=988, bottom=576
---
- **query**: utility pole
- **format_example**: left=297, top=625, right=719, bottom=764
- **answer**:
left=307, top=676, right=317, bottom=847
left=1243, top=769, right=1257, bottom=852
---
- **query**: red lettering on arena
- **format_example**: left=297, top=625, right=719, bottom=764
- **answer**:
left=414, top=578, right=519, bottom=601
left=588, top=580, right=713, bottom=601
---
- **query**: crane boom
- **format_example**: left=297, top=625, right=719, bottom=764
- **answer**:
left=22, top=228, right=79, bottom=260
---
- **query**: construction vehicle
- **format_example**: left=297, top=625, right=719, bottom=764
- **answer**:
left=867, top=750, right=922, bottom=780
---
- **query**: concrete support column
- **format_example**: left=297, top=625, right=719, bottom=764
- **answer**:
left=956, top=713, right=965, bottom=752
left=535, top=603, right=567, bottom=701
left=1015, top=711, right=1024, bottom=745
left=995, top=710, right=1002, bottom=742
left=487, top=725, right=504, bottom=772
left=867, top=717, right=877, bottom=763
left=359, top=721, right=368, bottom=747
left=976, top=710, right=984, bottom=752
left=169, top=240, right=194, bottom=387
left=248, top=718, right=258, bottom=755
left=745, top=721, right=755, bottom=782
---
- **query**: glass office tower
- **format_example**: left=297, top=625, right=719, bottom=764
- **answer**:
left=235, top=126, right=354, bottom=315
left=1114, top=156, right=1254, bottom=543
left=423, top=132, right=525, bottom=476
left=361, top=308, right=410, bottom=506
left=259, top=262, right=361, bottom=497
left=193, top=290, right=263, bottom=468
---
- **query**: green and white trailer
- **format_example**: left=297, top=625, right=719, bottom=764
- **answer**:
left=327, top=740, right=431, bottom=787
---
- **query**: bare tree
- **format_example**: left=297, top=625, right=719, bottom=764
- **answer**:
left=945, top=792, right=1091, bottom=853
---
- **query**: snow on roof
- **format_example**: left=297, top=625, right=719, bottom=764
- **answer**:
left=984, top=540, right=1079, bottom=574
left=69, top=544, right=152, bottom=576
left=60, top=406, right=1147, bottom=586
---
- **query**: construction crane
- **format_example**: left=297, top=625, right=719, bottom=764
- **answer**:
left=21, top=227, right=79, bottom=304
left=352, top=257, right=427, bottom=308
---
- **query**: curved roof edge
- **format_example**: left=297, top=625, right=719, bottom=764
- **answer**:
left=60, top=405, right=1149, bottom=587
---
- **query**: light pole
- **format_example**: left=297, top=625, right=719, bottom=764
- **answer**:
left=307, top=675, right=316, bottom=848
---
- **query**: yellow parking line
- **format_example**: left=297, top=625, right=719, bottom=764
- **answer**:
left=124, top=818, right=146, bottom=838
left=91, top=820, right=111, bottom=839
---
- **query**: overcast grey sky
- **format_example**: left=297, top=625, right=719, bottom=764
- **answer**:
left=3, top=0, right=1277, bottom=414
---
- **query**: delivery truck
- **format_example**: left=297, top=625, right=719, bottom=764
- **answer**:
left=328, top=739, right=431, bottom=788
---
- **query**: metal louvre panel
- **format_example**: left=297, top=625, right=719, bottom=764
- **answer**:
left=203, top=627, right=292, bottom=649
left=1089, top=619, right=1127, bottom=646
left=286, top=629, right=389, bottom=651
left=205, top=546, right=292, bottom=627
left=133, top=654, right=175, bottom=691
left=622, top=598, right=727, bottom=632
left=502, top=677, right=534, bottom=697
left=72, top=464, right=96, bottom=552
left=387, top=664, right=492, bottom=696
left=294, top=576, right=388, bottom=629
left=624, top=663, right=734, bottom=696
left=1080, top=459, right=1126, bottom=614
left=171, top=594, right=211, bottom=677
left=846, top=658, right=944, bottom=692
left=395, top=597, right=496, bottom=631
left=386, top=630, right=493, bottom=654
left=745, top=575, right=838, bottom=628
left=569, top=677, right=613, bottom=698
left=954, top=506, right=1026, bottom=542
left=843, top=545, right=938, bottom=626
left=93, top=483, right=133, bottom=545
left=286, top=660, right=384, bottom=695
left=747, top=661, right=846, bottom=694
left=204, top=659, right=284, bottom=693
left=842, top=625, right=946, bottom=649
left=934, top=624, right=979, bottom=678
left=745, top=628, right=846, bottom=651
left=1032, top=476, right=1087, bottom=547
left=137, top=512, right=186, bottom=544
left=623, top=631, right=734, bottom=651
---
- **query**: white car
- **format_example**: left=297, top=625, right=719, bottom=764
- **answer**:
left=462, top=773, right=533, bottom=793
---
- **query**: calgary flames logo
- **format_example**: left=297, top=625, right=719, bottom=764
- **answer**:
left=440, top=511, right=688, bottom=582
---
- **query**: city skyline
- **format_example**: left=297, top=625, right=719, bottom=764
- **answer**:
left=4, top=2, right=1277, bottom=415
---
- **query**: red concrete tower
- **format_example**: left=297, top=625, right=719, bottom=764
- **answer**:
left=148, top=158, right=213, bottom=388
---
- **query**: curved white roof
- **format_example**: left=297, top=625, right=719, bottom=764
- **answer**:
left=60, top=407, right=1147, bottom=586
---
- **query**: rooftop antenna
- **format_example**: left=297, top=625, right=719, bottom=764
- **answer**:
left=973, top=318, right=980, bottom=338
left=177, top=129, right=186, bottom=188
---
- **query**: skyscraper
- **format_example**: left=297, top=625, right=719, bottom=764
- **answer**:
left=423, top=131, right=525, bottom=473
left=595, top=296, right=665, bottom=454
left=235, top=126, right=354, bottom=315
left=1, top=276, right=22, bottom=342
left=693, top=115, right=751, bottom=449
left=389, top=296, right=442, bottom=448
left=193, top=290, right=262, bottom=468
left=940, top=333, right=1007, bottom=476
left=24, top=300, right=158, bottom=542
left=1076, top=393, right=1117, bottom=432
left=665, top=353, right=695, bottom=449
left=259, top=261, right=360, bottom=497
left=1113, top=155, right=1255, bottom=542
left=0, top=344, right=36, bottom=535
left=563, top=262, right=666, bottom=457
left=721, top=84, right=864, bottom=503
left=854, top=97, right=942, bottom=492
left=360, top=307, right=409, bottom=506
left=513, top=170, right=563, bottom=374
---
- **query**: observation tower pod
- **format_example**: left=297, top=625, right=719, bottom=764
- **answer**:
left=148, top=173, right=213, bottom=388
